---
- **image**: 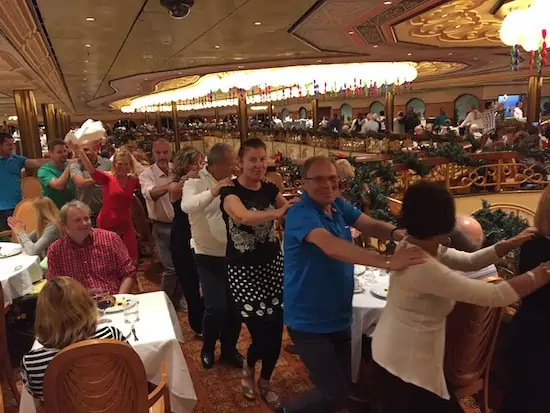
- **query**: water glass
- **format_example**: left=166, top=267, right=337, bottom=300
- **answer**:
left=124, top=300, right=140, bottom=324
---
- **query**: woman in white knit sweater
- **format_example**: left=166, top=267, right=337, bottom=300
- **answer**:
left=372, top=181, right=550, bottom=412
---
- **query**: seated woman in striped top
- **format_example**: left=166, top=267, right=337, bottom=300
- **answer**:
left=21, top=277, right=126, bottom=402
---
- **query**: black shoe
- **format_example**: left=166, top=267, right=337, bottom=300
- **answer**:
left=219, top=351, right=244, bottom=369
left=201, top=349, right=215, bottom=369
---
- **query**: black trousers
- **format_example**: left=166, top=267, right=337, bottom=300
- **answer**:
left=194, top=254, right=241, bottom=354
left=244, top=310, right=283, bottom=380
left=372, top=362, right=463, bottom=413
left=283, top=328, right=351, bottom=413
left=170, top=239, right=204, bottom=335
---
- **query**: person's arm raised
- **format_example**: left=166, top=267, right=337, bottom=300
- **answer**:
left=305, top=228, right=425, bottom=270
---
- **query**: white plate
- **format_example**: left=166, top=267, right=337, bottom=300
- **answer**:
left=354, top=265, right=366, bottom=276
left=0, top=244, right=22, bottom=259
left=103, top=294, right=137, bottom=314
left=370, top=283, right=390, bottom=299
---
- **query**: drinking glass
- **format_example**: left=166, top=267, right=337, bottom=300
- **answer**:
left=124, top=299, right=140, bottom=324
left=89, top=288, right=112, bottom=324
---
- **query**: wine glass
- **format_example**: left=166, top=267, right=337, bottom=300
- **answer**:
left=89, top=288, right=112, bottom=324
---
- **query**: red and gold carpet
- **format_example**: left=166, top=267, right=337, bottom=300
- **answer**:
left=1, top=260, right=481, bottom=412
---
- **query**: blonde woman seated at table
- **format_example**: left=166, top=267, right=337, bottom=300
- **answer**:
left=7, top=196, right=60, bottom=259
left=372, top=180, right=548, bottom=413
left=21, top=277, right=126, bottom=402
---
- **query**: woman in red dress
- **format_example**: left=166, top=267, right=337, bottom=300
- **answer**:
left=76, top=146, right=139, bottom=262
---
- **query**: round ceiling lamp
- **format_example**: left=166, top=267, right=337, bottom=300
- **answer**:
left=500, top=0, right=550, bottom=52
left=120, top=62, right=417, bottom=113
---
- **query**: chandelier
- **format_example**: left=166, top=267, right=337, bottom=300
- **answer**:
left=500, top=0, right=549, bottom=52
left=120, top=62, right=418, bottom=113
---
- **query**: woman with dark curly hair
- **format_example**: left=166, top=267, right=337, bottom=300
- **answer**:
left=168, top=146, right=205, bottom=336
left=372, top=180, right=548, bottom=413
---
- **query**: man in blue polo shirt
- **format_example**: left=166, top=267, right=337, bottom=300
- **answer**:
left=281, top=156, right=425, bottom=413
left=0, top=133, right=47, bottom=231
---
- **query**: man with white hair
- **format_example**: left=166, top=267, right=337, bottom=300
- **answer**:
left=139, top=138, right=182, bottom=306
left=450, top=213, right=498, bottom=280
left=47, top=200, right=136, bottom=294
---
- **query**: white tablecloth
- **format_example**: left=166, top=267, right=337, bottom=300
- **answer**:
left=19, top=291, right=197, bottom=413
left=351, top=266, right=388, bottom=383
left=0, top=242, right=40, bottom=305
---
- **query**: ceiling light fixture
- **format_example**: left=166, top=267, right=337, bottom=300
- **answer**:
left=238, top=65, right=245, bottom=69
left=178, top=71, right=182, bottom=74
left=254, top=21, right=262, bottom=25
left=316, top=60, right=323, bottom=63
left=250, top=105, right=268, bottom=111
left=86, top=17, right=95, bottom=21
left=84, top=60, right=89, bottom=63
left=448, top=52, right=453, bottom=55
left=383, top=1, right=392, bottom=4
left=85, top=44, right=91, bottom=47
left=348, top=31, right=355, bottom=35
left=121, top=62, right=418, bottom=113
left=500, top=0, right=550, bottom=52
left=373, top=45, right=378, bottom=48
left=473, top=57, right=479, bottom=60
left=407, top=53, right=412, bottom=56
left=215, top=45, right=220, bottom=49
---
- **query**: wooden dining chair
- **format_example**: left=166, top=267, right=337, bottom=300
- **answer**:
left=43, top=339, right=170, bottom=413
left=131, top=194, right=157, bottom=262
left=444, top=282, right=505, bottom=413
left=265, top=171, right=284, bottom=192
left=0, top=283, right=20, bottom=405
left=21, top=177, right=42, bottom=200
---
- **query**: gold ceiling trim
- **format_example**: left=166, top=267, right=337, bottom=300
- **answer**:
left=410, top=0, right=502, bottom=43
left=0, top=0, right=73, bottom=111
left=154, top=75, right=201, bottom=93
left=414, top=61, right=467, bottom=77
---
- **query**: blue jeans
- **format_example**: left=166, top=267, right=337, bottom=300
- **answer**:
left=283, top=328, right=351, bottom=413
left=152, top=222, right=179, bottom=304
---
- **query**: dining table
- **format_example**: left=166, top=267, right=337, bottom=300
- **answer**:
left=351, top=265, right=388, bottom=383
left=0, top=242, right=40, bottom=306
left=19, top=291, right=198, bottom=413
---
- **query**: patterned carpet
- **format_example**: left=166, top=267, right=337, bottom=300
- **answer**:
left=1, top=259, right=481, bottom=412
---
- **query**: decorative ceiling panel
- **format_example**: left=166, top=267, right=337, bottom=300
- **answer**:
left=394, top=0, right=503, bottom=47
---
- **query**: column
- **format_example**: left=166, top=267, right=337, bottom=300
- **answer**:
left=526, top=75, right=543, bottom=124
left=267, top=104, right=273, bottom=122
left=156, top=107, right=162, bottom=132
left=171, top=102, right=181, bottom=152
left=144, top=111, right=150, bottom=125
left=385, top=92, right=395, bottom=133
left=41, top=103, right=57, bottom=142
left=312, top=98, right=319, bottom=129
left=14, top=90, right=41, bottom=159
left=55, top=108, right=64, bottom=138
left=214, top=108, right=220, bottom=124
left=238, top=89, right=248, bottom=143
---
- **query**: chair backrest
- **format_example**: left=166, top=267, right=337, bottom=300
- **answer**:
left=21, top=177, right=42, bottom=199
left=444, top=296, right=504, bottom=396
left=11, top=199, right=37, bottom=242
left=266, top=171, right=284, bottom=192
left=131, top=194, right=153, bottom=243
left=43, top=339, right=150, bottom=413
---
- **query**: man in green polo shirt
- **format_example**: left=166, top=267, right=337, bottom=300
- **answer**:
left=38, top=139, right=76, bottom=208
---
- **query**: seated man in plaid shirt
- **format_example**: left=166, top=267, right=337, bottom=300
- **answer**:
left=46, top=200, right=136, bottom=294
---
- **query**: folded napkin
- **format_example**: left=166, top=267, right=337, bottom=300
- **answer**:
left=65, top=119, right=106, bottom=145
